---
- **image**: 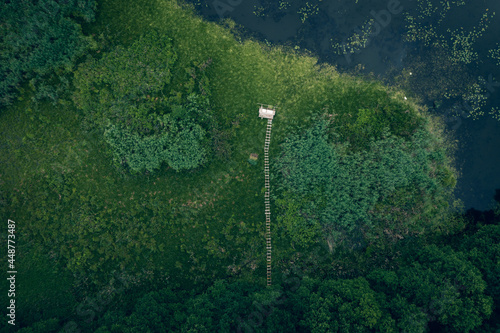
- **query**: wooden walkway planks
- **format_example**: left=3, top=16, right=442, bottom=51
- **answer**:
left=264, top=118, right=272, bottom=286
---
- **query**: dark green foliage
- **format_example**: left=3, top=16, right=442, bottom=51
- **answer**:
left=328, top=85, right=424, bottom=151
left=274, top=120, right=455, bottom=249
left=16, top=254, right=76, bottom=327
left=74, top=31, right=213, bottom=172
left=182, top=280, right=258, bottom=332
left=11, top=166, right=164, bottom=284
left=94, top=311, right=128, bottom=333
left=460, top=224, right=500, bottom=306
left=247, top=288, right=296, bottom=333
left=368, top=244, right=493, bottom=332
left=301, top=277, right=383, bottom=332
left=95, top=281, right=260, bottom=332
left=382, top=294, right=428, bottom=333
left=73, top=30, right=177, bottom=133
left=0, top=0, right=96, bottom=106
left=17, top=241, right=498, bottom=333
left=16, top=318, right=60, bottom=333
left=129, top=288, right=187, bottom=332
left=95, top=288, right=188, bottom=333
left=104, top=111, right=207, bottom=172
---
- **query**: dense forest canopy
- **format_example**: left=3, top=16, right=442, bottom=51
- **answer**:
left=0, top=0, right=96, bottom=106
left=0, top=0, right=499, bottom=332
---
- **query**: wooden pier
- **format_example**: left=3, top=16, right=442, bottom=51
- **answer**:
left=259, top=104, right=276, bottom=286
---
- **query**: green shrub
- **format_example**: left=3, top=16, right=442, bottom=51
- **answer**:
left=274, top=119, right=455, bottom=249
left=369, top=244, right=493, bottom=332
left=104, top=114, right=207, bottom=172
left=73, top=29, right=177, bottom=133
left=301, top=277, right=384, bottom=333
left=74, top=30, right=215, bottom=172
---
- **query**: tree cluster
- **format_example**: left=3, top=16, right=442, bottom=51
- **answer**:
left=15, top=217, right=499, bottom=332
left=0, top=0, right=96, bottom=106
left=73, top=30, right=215, bottom=172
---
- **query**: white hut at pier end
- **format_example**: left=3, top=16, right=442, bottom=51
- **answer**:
left=258, top=104, right=276, bottom=120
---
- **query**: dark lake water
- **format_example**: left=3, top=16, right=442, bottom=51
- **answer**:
left=189, top=0, right=500, bottom=211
